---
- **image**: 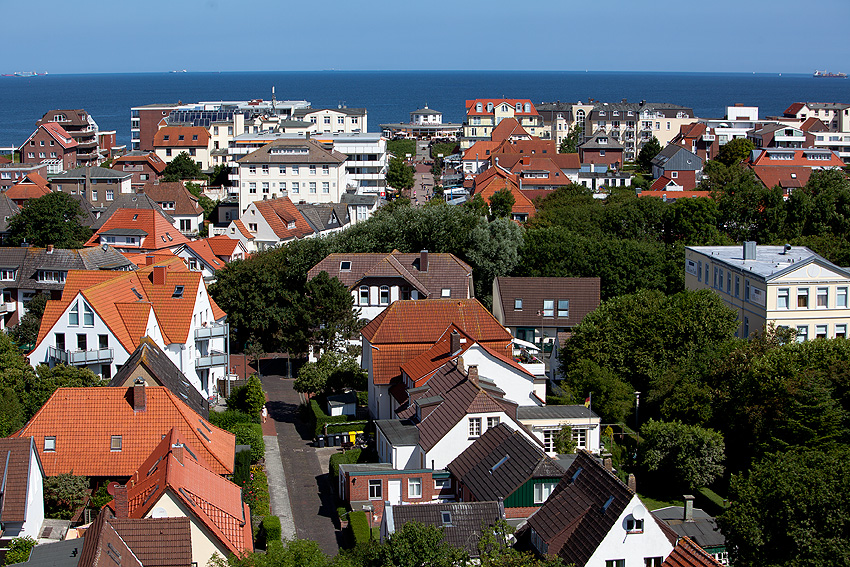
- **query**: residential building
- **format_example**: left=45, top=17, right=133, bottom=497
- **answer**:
left=380, top=105, right=462, bottom=140
left=0, top=245, right=134, bottom=330
left=576, top=165, right=632, bottom=192
left=130, top=102, right=182, bottom=152
left=0, top=438, right=45, bottom=552
left=747, top=148, right=845, bottom=196
left=308, top=250, right=474, bottom=321
left=11, top=382, right=235, bottom=478
left=669, top=123, right=718, bottom=162
left=311, top=133, right=388, bottom=194
left=515, top=405, right=602, bottom=455
left=29, top=257, right=229, bottom=393
left=579, top=132, right=625, bottom=168
left=650, top=145, right=703, bottom=192
left=295, top=202, right=352, bottom=237
left=49, top=166, right=134, bottom=208
left=153, top=126, right=213, bottom=170
left=174, top=236, right=247, bottom=283
left=782, top=102, right=850, bottom=132
left=653, top=497, right=727, bottom=565
left=292, top=107, right=367, bottom=133
left=519, top=451, right=676, bottom=567
left=0, top=162, right=49, bottom=191
left=447, top=423, right=565, bottom=525
left=106, top=428, right=252, bottom=564
left=701, top=105, right=763, bottom=146
left=381, top=501, right=504, bottom=557
left=91, top=193, right=172, bottom=230
left=234, top=138, right=348, bottom=213
left=492, top=277, right=601, bottom=348
left=685, top=242, right=850, bottom=340
left=85, top=208, right=190, bottom=253
left=0, top=194, right=20, bottom=243
left=748, top=124, right=807, bottom=149
left=36, top=109, right=101, bottom=166
left=661, top=536, right=724, bottom=567
left=361, top=298, right=512, bottom=420
left=225, top=197, right=315, bottom=252
left=471, top=167, right=536, bottom=222
left=141, top=181, right=204, bottom=235
left=112, top=151, right=167, bottom=189
left=461, top=99, right=544, bottom=150
left=18, top=122, right=78, bottom=171
left=6, top=173, right=51, bottom=207
left=498, top=153, right=580, bottom=192
left=411, top=106, right=443, bottom=125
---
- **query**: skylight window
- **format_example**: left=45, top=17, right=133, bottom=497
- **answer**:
left=490, top=455, right=510, bottom=473
left=131, top=287, right=143, bottom=300
left=441, top=511, right=452, bottom=526
left=133, top=214, right=139, bottom=220
left=340, top=261, right=352, bottom=271
left=172, top=285, right=184, bottom=298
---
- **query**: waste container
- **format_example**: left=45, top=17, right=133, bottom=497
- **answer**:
left=317, top=436, right=325, bottom=448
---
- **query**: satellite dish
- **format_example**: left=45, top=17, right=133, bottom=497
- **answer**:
left=151, top=507, right=168, bottom=518
left=106, top=481, right=120, bottom=496
left=632, top=505, right=646, bottom=520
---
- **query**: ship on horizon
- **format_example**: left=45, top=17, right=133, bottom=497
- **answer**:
left=813, top=70, right=847, bottom=78
left=1, top=71, right=48, bottom=77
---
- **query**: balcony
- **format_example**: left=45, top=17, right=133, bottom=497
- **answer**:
left=702, top=134, right=715, bottom=142
left=48, top=346, right=113, bottom=366
left=197, top=351, right=228, bottom=369
left=195, top=323, right=229, bottom=340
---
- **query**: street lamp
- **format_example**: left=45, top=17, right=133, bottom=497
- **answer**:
left=634, top=391, right=641, bottom=432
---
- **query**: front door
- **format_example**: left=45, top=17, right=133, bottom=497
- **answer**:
left=387, top=480, right=402, bottom=505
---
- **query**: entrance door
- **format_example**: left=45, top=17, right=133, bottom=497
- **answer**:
left=388, top=480, right=402, bottom=505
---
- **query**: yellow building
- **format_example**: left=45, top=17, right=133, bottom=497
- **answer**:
left=461, top=99, right=544, bottom=150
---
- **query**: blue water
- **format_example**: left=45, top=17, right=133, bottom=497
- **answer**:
left=0, top=71, right=848, bottom=148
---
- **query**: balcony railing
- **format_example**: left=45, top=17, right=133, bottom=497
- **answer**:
left=197, top=351, right=228, bottom=369
left=195, top=323, right=229, bottom=340
left=49, top=346, right=113, bottom=365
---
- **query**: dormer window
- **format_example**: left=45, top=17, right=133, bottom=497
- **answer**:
left=476, top=103, right=483, bottom=112
left=487, top=102, right=493, bottom=112
left=163, top=135, right=169, bottom=141
left=111, top=435, right=123, bottom=451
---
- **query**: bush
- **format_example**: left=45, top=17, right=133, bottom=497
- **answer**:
left=232, top=423, right=265, bottom=463
left=233, top=449, right=252, bottom=488
left=329, top=448, right=361, bottom=480
left=257, top=515, right=282, bottom=549
left=44, top=472, right=89, bottom=520
left=209, top=409, right=256, bottom=430
left=228, top=375, right=265, bottom=421
left=326, top=421, right=368, bottom=435
left=349, top=510, right=371, bottom=545
left=308, top=399, right=349, bottom=437
left=242, top=465, right=269, bottom=516
left=4, top=536, right=36, bottom=565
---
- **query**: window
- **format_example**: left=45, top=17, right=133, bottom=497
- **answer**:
left=838, top=287, right=848, bottom=308
left=165, top=149, right=172, bottom=157
left=368, top=479, right=382, bottom=499
left=292, top=165, right=299, bottom=174
left=816, top=325, right=828, bottom=339
left=379, top=285, right=390, bottom=305
left=91, top=190, right=98, bottom=201
left=101, top=364, right=111, bottom=379
left=744, top=317, right=749, bottom=338
left=644, top=557, right=663, bottom=567
left=727, top=272, right=731, bottom=294
left=572, top=428, right=587, bottom=449
left=735, top=276, right=740, bottom=298
left=309, top=182, right=316, bottom=193
left=248, top=223, right=258, bottom=232
left=797, top=325, right=808, bottom=343
left=469, top=417, right=482, bottom=437
left=514, top=298, right=523, bottom=310
left=55, top=333, right=65, bottom=351
left=292, top=182, right=299, bottom=194
left=434, top=478, right=451, bottom=490
left=836, top=324, right=847, bottom=339
left=627, top=518, right=644, bottom=533
left=77, top=334, right=87, bottom=351
left=249, top=165, right=257, bottom=175
left=778, top=288, right=789, bottom=309
left=817, top=287, right=828, bottom=308
left=606, top=561, right=625, bottom=567
left=323, top=165, right=329, bottom=175
left=249, top=182, right=257, bottom=194
left=340, top=261, right=352, bottom=271
left=797, top=288, right=809, bottom=308
left=441, top=288, right=450, bottom=298
left=83, top=303, right=94, bottom=326
left=180, top=219, right=191, bottom=232
left=534, top=481, right=556, bottom=503
left=99, top=334, right=108, bottom=349
left=557, top=300, right=569, bottom=318
left=111, top=435, right=122, bottom=451
left=441, top=511, right=452, bottom=526
left=408, top=477, right=422, bottom=498
left=745, top=280, right=750, bottom=300
left=262, top=182, right=270, bottom=194
left=322, top=182, right=329, bottom=193
left=542, top=429, right=559, bottom=452
left=543, top=299, right=554, bottom=317
left=69, top=302, right=79, bottom=326
left=487, top=416, right=500, bottom=429
left=309, top=165, right=317, bottom=175
left=359, top=286, right=369, bottom=305
left=106, top=189, right=114, bottom=201
left=44, top=437, right=56, bottom=452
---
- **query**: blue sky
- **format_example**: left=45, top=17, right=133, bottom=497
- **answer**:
left=5, top=0, right=850, bottom=74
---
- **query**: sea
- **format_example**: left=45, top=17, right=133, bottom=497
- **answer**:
left=0, top=71, right=848, bottom=148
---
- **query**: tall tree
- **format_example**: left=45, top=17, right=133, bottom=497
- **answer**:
left=386, top=156, right=415, bottom=191
left=303, top=271, right=363, bottom=354
left=7, top=192, right=92, bottom=248
left=558, top=125, right=582, bottom=154
left=488, top=188, right=515, bottom=220
left=636, top=137, right=662, bottom=173
left=715, top=137, right=755, bottom=167
left=638, top=419, right=725, bottom=492
left=378, top=521, right=468, bottom=567
left=162, top=152, right=205, bottom=182
left=8, top=291, right=48, bottom=348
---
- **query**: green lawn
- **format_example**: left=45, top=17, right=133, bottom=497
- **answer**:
left=637, top=493, right=681, bottom=511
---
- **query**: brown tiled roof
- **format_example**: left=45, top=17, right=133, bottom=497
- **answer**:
left=465, top=99, right=539, bottom=117
left=37, top=109, right=90, bottom=128
left=153, top=127, right=210, bottom=148
left=491, top=118, right=531, bottom=142
left=750, top=165, right=812, bottom=190
left=109, top=517, right=193, bottom=567
left=475, top=172, right=537, bottom=220
left=389, top=501, right=504, bottom=557
left=749, top=148, right=845, bottom=168
left=78, top=510, right=142, bottom=567
left=12, top=385, right=235, bottom=477
left=141, top=181, right=203, bottom=216
left=662, top=537, right=723, bottom=567
left=113, top=152, right=167, bottom=174
left=799, top=117, right=829, bottom=133
left=205, top=235, right=241, bottom=257
left=0, top=437, right=41, bottom=523
left=448, top=423, right=563, bottom=503
left=401, top=325, right=475, bottom=386
left=237, top=138, right=346, bottom=165
left=308, top=250, right=473, bottom=299
left=495, top=277, right=601, bottom=328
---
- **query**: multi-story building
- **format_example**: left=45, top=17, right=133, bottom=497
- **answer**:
left=130, top=103, right=181, bottom=152
left=111, top=151, right=167, bottom=189
left=0, top=162, right=49, bottom=191
left=783, top=102, right=850, bottom=132
left=748, top=124, right=808, bottom=149
left=685, top=243, right=850, bottom=340
left=153, top=126, right=213, bottom=170
left=234, top=138, right=348, bottom=213
left=668, top=123, right=718, bottom=161
left=36, top=109, right=101, bottom=167
left=292, top=107, right=367, bottom=134
left=19, top=122, right=77, bottom=172
left=141, top=181, right=204, bottom=235
left=461, top=99, right=544, bottom=150
left=536, top=101, right=594, bottom=147
left=578, top=132, right=625, bottom=168
left=49, top=166, right=133, bottom=208
left=380, top=105, right=462, bottom=140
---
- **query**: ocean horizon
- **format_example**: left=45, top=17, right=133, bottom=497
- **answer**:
left=0, top=70, right=848, bottom=148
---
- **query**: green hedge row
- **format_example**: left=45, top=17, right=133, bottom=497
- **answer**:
left=309, top=399, right=349, bottom=437
left=209, top=409, right=256, bottom=430
left=232, top=423, right=265, bottom=463
left=329, top=448, right=362, bottom=480
left=326, top=421, right=368, bottom=435
left=348, top=510, right=371, bottom=546
left=257, top=515, right=281, bottom=549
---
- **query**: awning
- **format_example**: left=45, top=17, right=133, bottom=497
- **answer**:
left=511, top=337, right=540, bottom=352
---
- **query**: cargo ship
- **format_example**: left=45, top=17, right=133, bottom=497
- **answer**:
left=813, top=70, right=847, bottom=78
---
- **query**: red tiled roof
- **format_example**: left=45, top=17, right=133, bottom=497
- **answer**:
left=799, top=117, right=829, bottom=133
left=466, top=99, right=539, bottom=116
left=7, top=174, right=52, bottom=200
left=85, top=208, right=190, bottom=251
left=153, top=126, right=210, bottom=148
left=232, top=219, right=253, bottom=239
left=662, top=537, right=723, bottom=567
left=463, top=141, right=502, bottom=161
left=491, top=118, right=530, bottom=142
left=183, top=239, right=225, bottom=270
left=123, top=251, right=176, bottom=265
left=12, top=386, right=235, bottom=477
left=475, top=173, right=537, bottom=220
left=39, top=122, right=79, bottom=149
left=751, top=165, right=812, bottom=190
left=749, top=148, right=845, bottom=168
left=206, top=235, right=241, bottom=257
left=109, top=429, right=251, bottom=556
left=142, top=181, right=203, bottom=216
left=401, top=325, right=475, bottom=386
left=253, top=197, right=315, bottom=240
left=113, top=152, right=167, bottom=174
left=550, top=153, right=581, bottom=169
left=784, top=102, right=806, bottom=116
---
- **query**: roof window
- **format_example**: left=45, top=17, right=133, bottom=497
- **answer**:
left=111, top=435, right=122, bottom=451
left=340, top=261, right=352, bottom=271
left=441, top=511, right=452, bottom=526
left=131, top=287, right=143, bottom=299
left=178, top=135, right=185, bottom=141
left=133, top=214, right=139, bottom=220
left=172, top=285, right=184, bottom=298
left=44, top=436, right=56, bottom=451
left=490, top=455, right=510, bottom=473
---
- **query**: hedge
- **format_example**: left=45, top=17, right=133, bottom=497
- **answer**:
left=309, top=399, right=349, bottom=437
left=329, top=448, right=361, bottom=480
left=232, top=423, right=265, bottom=463
left=257, top=515, right=281, bottom=549
left=209, top=409, right=256, bottom=430
left=233, top=449, right=252, bottom=487
left=326, top=421, right=368, bottom=435
left=348, top=510, right=371, bottom=545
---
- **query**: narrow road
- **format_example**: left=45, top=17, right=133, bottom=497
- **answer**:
left=261, top=375, right=343, bottom=555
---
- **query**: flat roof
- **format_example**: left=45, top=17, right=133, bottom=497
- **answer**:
left=686, top=245, right=849, bottom=280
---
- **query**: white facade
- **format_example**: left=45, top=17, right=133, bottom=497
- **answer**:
left=0, top=440, right=45, bottom=546
left=582, top=495, right=674, bottom=567
left=296, top=108, right=367, bottom=134
left=424, top=410, right=532, bottom=470
left=236, top=155, right=348, bottom=214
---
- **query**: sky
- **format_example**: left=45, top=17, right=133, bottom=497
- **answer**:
left=4, top=0, right=850, bottom=75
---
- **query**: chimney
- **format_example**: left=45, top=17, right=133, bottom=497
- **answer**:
left=468, top=364, right=479, bottom=386
left=456, top=356, right=465, bottom=375
left=450, top=331, right=461, bottom=354
left=627, top=473, right=636, bottom=493
left=133, top=377, right=146, bottom=412
left=152, top=265, right=166, bottom=285
left=683, top=494, right=695, bottom=521
left=171, top=443, right=184, bottom=465
left=743, top=241, right=757, bottom=260
left=114, top=484, right=129, bottom=518
left=46, top=244, right=54, bottom=254
left=603, top=458, right=613, bottom=471
left=420, top=250, right=429, bottom=272
left=146, top=255, right=155, bottom=266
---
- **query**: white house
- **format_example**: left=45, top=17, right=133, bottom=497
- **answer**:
left=0, top=438, right=45, bottom=552
left=224, top=197, right=316, bottom=253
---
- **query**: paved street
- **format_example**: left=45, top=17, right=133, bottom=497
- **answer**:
left=261, top=375, right=344, bottom=555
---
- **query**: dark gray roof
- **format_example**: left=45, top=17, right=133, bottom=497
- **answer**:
left=340, top=192, right=379, bottom=206
left=238, top=138, right=347, bottom=165
left=10, top=538, right=82, bottom=567
left=494, top=277, right=601, bottom=329
left=67, top=194, right=99, bottom=228
left=50, top=166, right=131, bottom=181
left=651, top=144, right=702, bottom=171
left=0, top=193, right=20, bottom=232
left=517, top=405, right=599, bottom=420
left=327, top=391, right=357, bottom=408
left=109, top=337, right=209, bottom=418
left=375, top=419, right=419, bottom=446
left=589, top=102, right=693, bottom=120
left=295, top=202, right=349, bottom=233
left=101, top=227, right=149, bottom=236
left=447, top=423, right=564, bottom=503
left=93, top=193, right=174, bottom=230
left=338, top=463, right=396, bottom=475
left=411, top=107, right=442, bottom=115
left=653, top=506, right=726, bottom=549
left=388, top=501, right=504, bottom=557
left=579, top=132, right=624, bottom=150
left=0, top=246, right=134, bottom=292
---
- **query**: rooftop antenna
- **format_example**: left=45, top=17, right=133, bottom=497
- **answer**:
left=272, top=86, right=276, bottom=114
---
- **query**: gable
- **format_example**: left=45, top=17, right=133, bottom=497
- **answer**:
left=770, top=259, right=850, bottom=283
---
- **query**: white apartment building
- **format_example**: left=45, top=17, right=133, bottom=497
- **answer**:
left=292, top=107, right=368, bottom=134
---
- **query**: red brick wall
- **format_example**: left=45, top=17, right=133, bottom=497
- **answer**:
left=139, top=108, right=173, bottom=152
left=342, top=471, right=454, bottom=523
left=21, top=129, right=76, bottom=169
left=579, top=148, right=623, bottom=168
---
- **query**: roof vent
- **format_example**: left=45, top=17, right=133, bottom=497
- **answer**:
left=743, top=241, right=757, bottom=260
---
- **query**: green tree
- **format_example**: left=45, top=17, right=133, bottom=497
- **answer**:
left=4, top=536, right=36, bottom=565
left=478, top=520, right=564, bottom=567
left=636, top=137, right=662, bottom=173
left=229, top=374, right=266, bottom=421
left=210, top=163, right=230, bottom=187
left=387, top=139, right=416, bottom=159
left=0, top=386, right=24, bottom=436
left=387, top=157, right=415, bottom=191
left=8, top=291, right=48, bottom=348
left=488, top=188, right=515, bottom=220
left=294, top=351, right=366, bottom=398
left=303, top=271, right=363, bottom=355
left=713, top=166, right=785, bottom=243
left=210, top=538, right=333, bottom=567
left=553, top=424, right=577, bottom=454
left=162, top=152, right=205, bottom=182
left=715, top=137, right=755, bottom=167
left=558, top=125, right=582, bottom=154
left=44, top=472, right=89, bottom=520
left=379, top=521, right=468, bottom=567
left=638, top=419, right=725, bottom=491
left=718, top=446, right=850, bottom=567
left=7, top=192, right=93, bottom=248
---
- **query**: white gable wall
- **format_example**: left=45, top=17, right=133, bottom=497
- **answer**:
left=461, top=345, right=539, bottom=407
left=585, top=494, right=674, bottom=567
left=149, top=490, right=231, bottom=567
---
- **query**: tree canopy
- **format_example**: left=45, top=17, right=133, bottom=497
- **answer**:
left=636, top=137, right=662, bottom=173
left=488, top=188, right=515, bottom=220
left=386, top=157, right=415, bottom=191
left=7, top=192, right=92, bottom=248
left=638, top=419, right=725, bottom=492
left=162, top=152, right=205, bottom=182
left=558, top=125, right=582, bottom=154
left=715, top=137, right=755, bottom=167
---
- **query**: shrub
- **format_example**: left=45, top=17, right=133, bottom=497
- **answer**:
left=326, top=421, right=368, bottom=435
left=257, top=515, right=281, bottom=549
left=329, top=448, right=361, bottom=481
left=242, top=465, right=269, bottom=516
left=229, top=375, right=265, bottom=421
left=233, top=449, right=252, bottom=487
left=44, top=472, right=89, bottom=520
left=89, top=481, right=113, bottom=509
left=4, top=536, right=36, bottom=565
left=232, top=423, right=265, bottom=463
left=349, top=510, right=371, bottom=545
left=208, top=409, right=255, bottom=430
left=309, top=399, right=349, bottom=437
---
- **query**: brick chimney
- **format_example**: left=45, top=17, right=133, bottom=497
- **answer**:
left=468, top=365, right=479, bottom=387
left=146, top=255, right=155, bottom=266
left=683, top=494, right=695, bottom=521
left=171, top=443, right=184, bottom=465
left=114, top=484, right=129, bottom=518
left=603, top=458, right=613, bottom=472
left=450, top=331, right=461, bottom=354
left=133, top=378, right=146, bottom=412
left=456, top=356, right=465, bottom=375
left=627, top=473, right=636, bottom=493
left=419, top=250, right=429, bottom=272
left=152, top=265, right=166, bottom=285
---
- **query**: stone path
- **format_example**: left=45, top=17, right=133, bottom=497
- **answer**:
left=263, top=435, right=296, bottom=539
